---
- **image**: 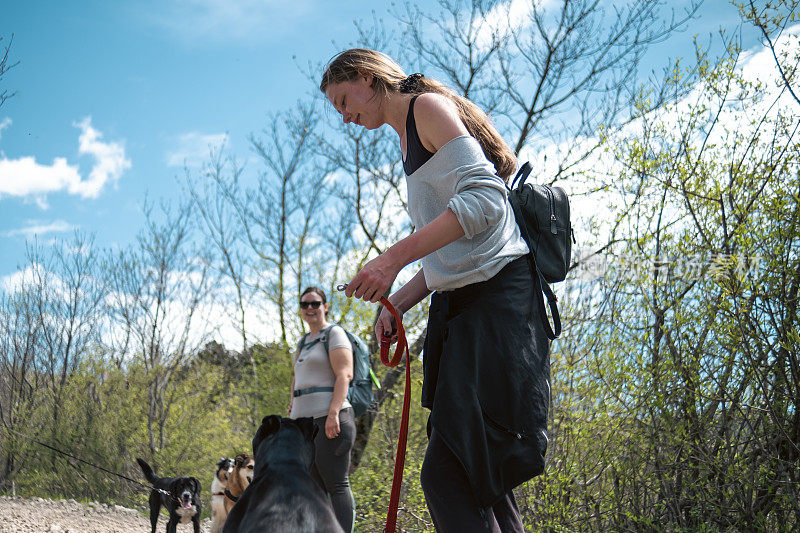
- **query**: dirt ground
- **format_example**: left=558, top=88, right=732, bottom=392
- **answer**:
left=0, top=495, right=213, bottom=532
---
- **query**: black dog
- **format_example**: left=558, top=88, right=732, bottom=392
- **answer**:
left=137, top=457, right=202, bottom=533
left=222, top=415, right=343, bottom=533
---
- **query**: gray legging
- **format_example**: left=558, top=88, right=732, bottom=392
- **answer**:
left=311, top=407, right=356, bottom=532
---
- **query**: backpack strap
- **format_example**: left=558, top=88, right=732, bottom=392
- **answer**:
left=297, top=325, right=334, bottom=356
left=319, top=324, right=335, bottom=355
left=296, top=333, right=308, bottom=360
left=529, top=255, right=561, bottom=340
left=293, top=386, right=334, bottom=397
left=509, top=184, right=562, bottom=340
left=510, top=161, right=533, bottom=190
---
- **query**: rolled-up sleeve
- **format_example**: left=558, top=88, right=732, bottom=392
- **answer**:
left=446, top=162, right=508, bottom=239
left=405, top=135, right=527, bottom=291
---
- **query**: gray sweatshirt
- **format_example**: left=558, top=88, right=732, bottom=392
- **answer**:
left=406, top=135, right=529, bottom=291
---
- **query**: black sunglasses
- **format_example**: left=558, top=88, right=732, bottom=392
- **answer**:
left=299, top=301, right=323, bottom=309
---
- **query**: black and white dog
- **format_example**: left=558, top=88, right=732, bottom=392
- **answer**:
left=137, top=457, right=202, bottom=533
left=211, top=457, right=234, bottom=533
left=222, top=415, right=343, bottom=533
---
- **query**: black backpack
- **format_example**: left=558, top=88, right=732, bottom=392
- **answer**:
left=295, top=324, right=380, bottom=417
left=507, top=162, right=574, bottom=340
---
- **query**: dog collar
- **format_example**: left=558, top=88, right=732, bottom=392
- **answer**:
left=223, top=489, right=239, bottom=503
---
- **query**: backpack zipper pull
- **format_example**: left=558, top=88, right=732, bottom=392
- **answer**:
left=546, top=187, right=557, bottom=234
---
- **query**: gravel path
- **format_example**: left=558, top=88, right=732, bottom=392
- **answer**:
left=0, top=495, right=212, bottom=532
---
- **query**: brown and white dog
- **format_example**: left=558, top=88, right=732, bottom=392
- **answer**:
left=223, top=452, right=255, bottom=515
left=210, top=457, right=233, bottom=533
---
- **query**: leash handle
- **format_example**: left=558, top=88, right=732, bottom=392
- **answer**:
left=336, top=285, right=410, bottom=533
left=378, top=298, right=406, bottom=367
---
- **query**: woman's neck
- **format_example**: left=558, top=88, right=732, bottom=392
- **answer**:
left=308, top=319, right=329, bottom=336
left=383, top=92, right=414, bottom=139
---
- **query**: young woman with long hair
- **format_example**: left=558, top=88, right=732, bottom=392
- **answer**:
left=321, top=49, right=549, bottom=532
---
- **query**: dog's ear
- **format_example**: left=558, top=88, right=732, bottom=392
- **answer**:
left=262, top=415, right=282, bottom=429
left=258, top=415, right=282, bottom=438
left=295, top=417, right=316, bottom=442
left=253, top=415, right=282, bottom=455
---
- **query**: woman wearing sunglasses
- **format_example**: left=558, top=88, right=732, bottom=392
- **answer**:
left=288, top=286, right=356, bottom=532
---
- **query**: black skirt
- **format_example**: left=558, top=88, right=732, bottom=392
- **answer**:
left=422, top=256, right=550, bottom=507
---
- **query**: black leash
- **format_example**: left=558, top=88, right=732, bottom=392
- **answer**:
left=3, top=426, right=173, bottom=499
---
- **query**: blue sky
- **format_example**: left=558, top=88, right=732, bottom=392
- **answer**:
left=0, top=0, right=391, bottom=276
left=0, top=0, right=759, bottom=280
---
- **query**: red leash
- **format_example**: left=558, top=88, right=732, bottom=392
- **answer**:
left=378, top=298, right=411, bottom=533
left=337, top=286, right=410, bottom=533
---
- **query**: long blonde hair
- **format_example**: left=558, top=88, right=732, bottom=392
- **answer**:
left=320, top=48, right=517, bottom=181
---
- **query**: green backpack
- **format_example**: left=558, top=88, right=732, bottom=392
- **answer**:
left=295, top=324, right=381, bottom=417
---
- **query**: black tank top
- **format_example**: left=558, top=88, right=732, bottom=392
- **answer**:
left=403, top=95, right=435, bottom=175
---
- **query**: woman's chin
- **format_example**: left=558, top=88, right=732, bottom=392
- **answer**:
left=304, top=316, right=325, bottom=326
left=357, top=117, right=380, bottom=130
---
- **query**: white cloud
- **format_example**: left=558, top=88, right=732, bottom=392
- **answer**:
left=475, top=0, right=559, bottom=47
left=0, top=117, right=10, bottom=142
left=3, top=220, right=77, bottom=238
left=0, top=263, right=93, bottom=327
left=149, top=0, right=312, bottom=44
left=0, top=117, right=131, bottom=201
left=97, top=268, right=281, bottom=359
left=0, top=263, right=45, bottom=294
left=0, top=156, right=82, bottom=197
left=739, top=23, right=800, bottom=104
left=73, top=118, right=131, bottom=197
left=166, top=132, right=229, bottom=168
left=197, top=294, right=281, bottom=350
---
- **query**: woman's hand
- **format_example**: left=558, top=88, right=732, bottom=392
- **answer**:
left=375, top=304, right=401, bottom=345
left=343, top=209, right=463, bottom=304
left=325, top=411, right=341, bottom=439
left=345, top=252, right=402, bottom=303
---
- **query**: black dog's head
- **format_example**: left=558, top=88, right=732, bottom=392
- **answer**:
left=173, top=476, right=201, bottom=510
left=252, top=416, right=317, bottom=475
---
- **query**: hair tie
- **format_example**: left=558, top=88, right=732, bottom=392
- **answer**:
left=399, top=73, right=424, bottom=93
